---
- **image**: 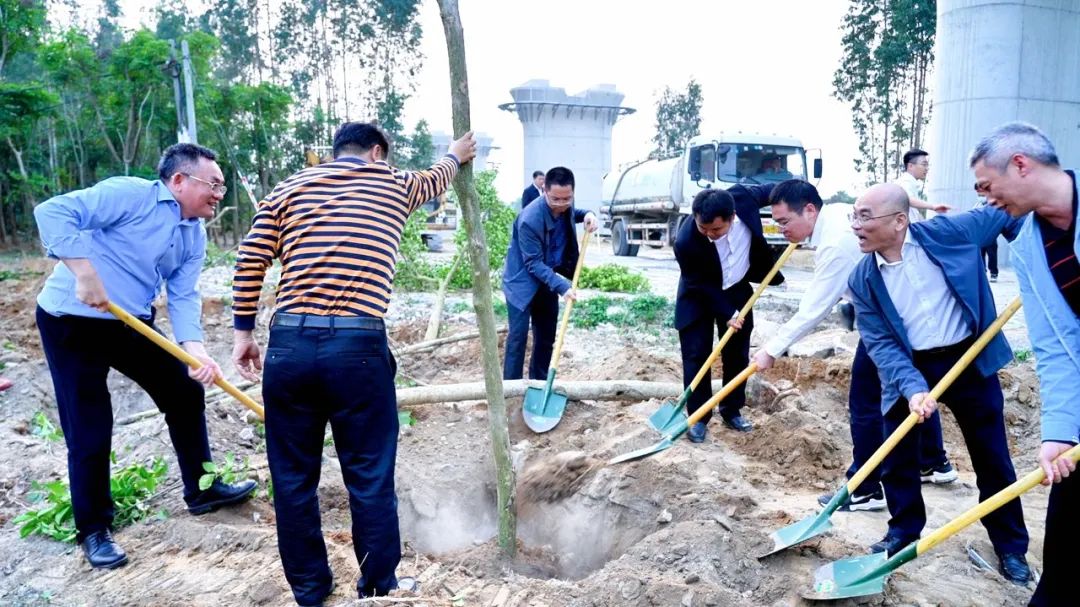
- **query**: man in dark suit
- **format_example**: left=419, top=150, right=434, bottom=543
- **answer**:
left=675, top=185, right=784, bottom=440
left=502, top=167, right=597, bottom=380
left=520, top=171, right=544, bottom=211
left=848, top=183, right=1029, bottom=584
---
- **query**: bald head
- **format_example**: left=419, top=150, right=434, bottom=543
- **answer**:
left=859, top=183, right=910, bottom=216
left=852, top=183, right=910, bottom=257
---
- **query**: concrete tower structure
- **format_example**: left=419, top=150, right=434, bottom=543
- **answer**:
left=499, top=80, right=635, bottom=213
left=927, top=0, right=1080, bottom=211
left=431, top=131, right=496, bottom=172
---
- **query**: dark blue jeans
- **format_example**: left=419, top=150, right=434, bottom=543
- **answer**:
left=503, top=289, right=559, bottom=380
left=679, top=281, right=753, bottom=424
left=36, top=306, right=212, bottom=542
left=847, top=339, right=948, bottom=496
left=1030, top=473, right=1079, bottom=606
left=263, top=322, right=400, bottom=604
left=881, top=344, right=1028, bottom=554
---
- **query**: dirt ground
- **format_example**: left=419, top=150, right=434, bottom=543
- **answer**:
left=0, top=253, right=1049, bottom=606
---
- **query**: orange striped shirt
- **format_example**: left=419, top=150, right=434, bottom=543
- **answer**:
left=232, top=155, right=458, bottom=329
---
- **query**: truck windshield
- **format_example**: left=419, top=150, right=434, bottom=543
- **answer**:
left=717, top=144, right=806, bottom=184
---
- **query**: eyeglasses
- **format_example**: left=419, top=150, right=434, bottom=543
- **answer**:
left=183, top=173, right=227, bottom=195
left=850, top=211, right=901, bottom=227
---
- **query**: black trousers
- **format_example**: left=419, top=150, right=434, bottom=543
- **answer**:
left=881, top=342, right=1028, bottom=555
left=35, top=306, right=212, bottom=542
left=503, top=289, right=559, bottom=380
left=263, top=321, right=400, bottom=604
left=983, top=241, right=999, bottom=276
left=679, top=281, right=753, bottom=424
left=1030, top=473, right=1079, bottom=606
left=846, top=339, right=948, bottom=496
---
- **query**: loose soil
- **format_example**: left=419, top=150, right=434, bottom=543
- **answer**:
left=0, top=254, right=1047, bottom=606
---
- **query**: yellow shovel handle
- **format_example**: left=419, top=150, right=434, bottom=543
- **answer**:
left=845, top=296, right=1022, bottom=494
left=549, top=229, right=592, bottom=370
left=686, top=363, right=759, bottom=427
left=107, top=303, right=266, bottom=419
left=686, top=242, right=798, bottom=391
left=918, top=445, right=1080, bottom=555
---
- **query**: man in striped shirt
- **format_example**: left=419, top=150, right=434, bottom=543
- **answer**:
left=971, top=122, right=1080, bottom=605
left=230, top=122, right=475, bottom=606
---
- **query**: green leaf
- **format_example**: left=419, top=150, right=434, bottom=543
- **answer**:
left=198, top=474, right=214, bottom=492
left=202, top=461, right=218, bottom=473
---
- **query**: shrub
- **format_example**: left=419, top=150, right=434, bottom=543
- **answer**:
left=578, top=264, right=650, bottom=293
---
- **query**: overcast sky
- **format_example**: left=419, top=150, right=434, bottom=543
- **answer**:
left=404, top=0, right=868, bottom=200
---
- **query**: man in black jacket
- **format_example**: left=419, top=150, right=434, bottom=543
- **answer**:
left=520, top=171, right=545, bottom=211
left=675, top=185, right=783, bottom=440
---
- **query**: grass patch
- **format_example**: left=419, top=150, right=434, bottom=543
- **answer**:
left=578, top=264, right=650, bottom=293
left=571, top=294, right=672, bottom=329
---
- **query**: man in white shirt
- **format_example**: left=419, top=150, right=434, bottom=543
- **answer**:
left=893, top=149, right=951, bottom=222
left=753, top=180, right=954, bottom=513
left=674, top=186, right=785, bottom=440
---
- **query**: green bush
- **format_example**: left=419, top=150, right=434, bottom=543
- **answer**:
left=571, top=294, right=673, bottom=329
left=199, top=452, right=250, bottom=491
left=578, top=264, right=650, bottom=293
left=14, top=456, right=168, bottom=543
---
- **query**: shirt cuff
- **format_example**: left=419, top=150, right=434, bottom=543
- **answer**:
left=234, top=314, right=257, bottom=331
left=444, top=154, right=460, bottom=167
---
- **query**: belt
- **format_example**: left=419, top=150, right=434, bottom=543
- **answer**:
left=271, top=312, right=384, bottom=330
left=913, top=335, right=975, bottom=357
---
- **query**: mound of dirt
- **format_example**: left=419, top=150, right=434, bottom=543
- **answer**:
left=575, top=346, right=682, bottom=383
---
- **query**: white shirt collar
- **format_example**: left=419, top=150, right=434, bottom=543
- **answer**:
left=709, top=214, right=741, bottom=243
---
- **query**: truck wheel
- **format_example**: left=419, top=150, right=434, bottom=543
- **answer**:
left=611, top=220, right=640, bottom=257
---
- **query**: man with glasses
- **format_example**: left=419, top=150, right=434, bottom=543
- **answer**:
left=846, top=182, right=1030, bottom=585
left=755, top=180, right=954, bottom=513
left=969, top=122, right=1079, bottom=605
left=893, top=149, right=951, bottom=221
left=33, top=143, right=256, bottom=570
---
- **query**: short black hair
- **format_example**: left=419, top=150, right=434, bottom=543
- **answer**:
left=769, top=179, right=823, bottom=214
left=544, top=166, right=575, bottom=190
left=158, top=143, right=218, bottom=180
left=903, top=149, right=928, bottom=167
left=532, top=170, right=544, bottom=179
left=332, top=122, right=391, bottom=159
left=691, top=189, right=735, bottom=223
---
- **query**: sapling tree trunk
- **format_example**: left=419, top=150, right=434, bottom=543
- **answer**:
left=435, top=0, right=516, bottom=556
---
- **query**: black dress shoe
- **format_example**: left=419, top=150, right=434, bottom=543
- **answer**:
left=687, top=421, right=708, bottom=443
left=868, top=533, right=915, bottom=557
left=81, top=529, right=128, bottom=569
left=997, top=552, right=1031, bottom=585
left=186, top=479, right=257, bottom=515
left=723, top=415, right=753, bottom=433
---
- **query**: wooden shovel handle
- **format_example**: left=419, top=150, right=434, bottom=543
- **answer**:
left=549, top=229, right=591, bottom=371
left=685, top=363, right=759, bottom=428
left=918, top=444, right=1080, bottom=556
left=846, top=296, right=1022, bottom=493
left=687, top=242, right=798, bottom=391
left=107, top=303, right=266, bottom=419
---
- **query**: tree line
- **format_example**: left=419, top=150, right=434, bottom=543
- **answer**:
left=0, top=0, right=432, bottom=246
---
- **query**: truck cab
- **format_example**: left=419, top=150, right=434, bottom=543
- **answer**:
left=601, top=133, right=821, bottom=255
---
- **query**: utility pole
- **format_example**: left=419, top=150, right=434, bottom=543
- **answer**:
left=181, top=39, right=198, bottom=144
left=167, top=41, right=189, bottom=143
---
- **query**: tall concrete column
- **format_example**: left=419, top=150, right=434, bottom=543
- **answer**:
left=432, top=131, right=495, bottom=171
left=927, top=0, right=1080, bottom=212
left=499, top=80, right=635, bottom=213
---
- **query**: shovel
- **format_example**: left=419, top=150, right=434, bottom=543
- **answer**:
left=805, top=443, right=1080, bottom=600
left=609, top=363, right=759, bottom=464
left=649, top=242, right=798, bottom=434
left=759, top=296, right=1022, bottom=558
left=107, top=302, right=265, bottom=419
left=522, top=230, right=591, bottom=433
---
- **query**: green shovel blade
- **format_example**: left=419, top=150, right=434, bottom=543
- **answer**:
left=648, top=387, right=691, bottom=434
left=803, top=543, right=917, bottom=601
left=759, top=485, right=848, bottom=558
left=608, top=417, right=690, bottom=465
left=522, top=369, right=568, bottom=433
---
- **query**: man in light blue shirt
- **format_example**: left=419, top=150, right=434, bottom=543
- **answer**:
left=34, top=143, right=256, bottom=570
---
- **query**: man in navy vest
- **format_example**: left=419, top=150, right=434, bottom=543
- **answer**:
left=847, top=183, right=1029, bottom=584
left=674, top=186, right=784, bottom=440
left=970, top=122, right=1080, bottom=605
